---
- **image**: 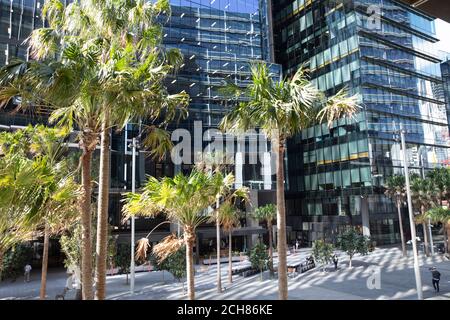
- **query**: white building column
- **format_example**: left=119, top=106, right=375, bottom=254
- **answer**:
left=361, top=196, right=371, bottom=237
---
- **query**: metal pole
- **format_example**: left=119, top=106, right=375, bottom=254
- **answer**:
left=400, top=124, right=423, bottom=300
left=428, top=217, right=434, bottom=255
left=216, top=196, right=222, bottom=293
left=130, top=137, right=137, bottom=294
left=421, top=154, right=434, bottom=255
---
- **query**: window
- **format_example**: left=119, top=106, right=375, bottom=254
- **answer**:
left=351, top=168, right=360, bottom=184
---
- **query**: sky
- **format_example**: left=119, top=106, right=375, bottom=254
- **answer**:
left=435, top=19, right=450, bottom=57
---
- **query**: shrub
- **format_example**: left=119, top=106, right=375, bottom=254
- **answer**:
left=248, top=242, right=269, bottom=280
left=337, top=228, right=371, bottom=268
left=312, top=240, right=334, bottom=272
left=1, top=243, right=33, bottom=281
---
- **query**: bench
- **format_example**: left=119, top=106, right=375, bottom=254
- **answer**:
left=287, top=259, right=315, bottom=278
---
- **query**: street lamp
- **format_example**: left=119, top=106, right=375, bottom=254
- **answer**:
left=399, top=123, right=423, bottom=300
left=129, top=137, right=139, bottom=294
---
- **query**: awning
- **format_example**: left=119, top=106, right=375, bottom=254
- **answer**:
left=398, top=0, right=450, bottom=23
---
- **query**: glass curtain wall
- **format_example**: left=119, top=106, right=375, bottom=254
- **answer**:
left=273, top=0, right=450, bottom=245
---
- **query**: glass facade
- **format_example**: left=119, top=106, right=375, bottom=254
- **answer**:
left=442, top=57, right=450, bottom=139
left=0, top=1, right=279, bottom=236
left=273, top=0, right=450, bottom=245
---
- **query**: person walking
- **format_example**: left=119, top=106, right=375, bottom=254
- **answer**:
left=430, top=267, right=441, bottom=293
left=295, top=239, right=299, bottom=252
left=332, top=254, right=339, bottom=271
left=24, top=263, right=32, bottom=282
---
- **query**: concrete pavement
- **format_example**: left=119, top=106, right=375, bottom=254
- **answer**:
left=1, top=246, right=449, bottom=300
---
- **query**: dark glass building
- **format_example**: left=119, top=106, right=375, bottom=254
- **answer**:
left=272, top=0, right=450, bottom=245
left=0, top=0, right=280, bottom=253
left=441, top=55, right=450, bottom=137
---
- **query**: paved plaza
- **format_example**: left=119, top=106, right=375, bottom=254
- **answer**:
left=1, top=246, right=449, bottom=300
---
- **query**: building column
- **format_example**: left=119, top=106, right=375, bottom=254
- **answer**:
left=361, top=196, right=371, bottom=237
left=246, top=190, right=259, bottom=249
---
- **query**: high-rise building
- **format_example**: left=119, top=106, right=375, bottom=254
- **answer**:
left=128, top=0, right=281, bottom=251
left=272, top=0, right=450, bottom=245
left=0, top=0, right=279, bottom=252
left=441, top=55, right=450, bottom=136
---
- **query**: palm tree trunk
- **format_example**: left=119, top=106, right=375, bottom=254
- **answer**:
left=184, top=227, right=196, bottom=300
left=396, top=199, right=406, bottom=257
left=268, top=220, right=274, bottom=275
left=80, top=149, right=94, bottom=300
left=274, top=137, right=288, bottom=300
left=421, top=207, right=430, bottom=257
left=422, top=221, right=430, bottom=256
left=0, top=250, right=4, bottom=281
left=228, top=231, right=232, bottom=284
left=216, top=209, right=222, bottom=293
left=95, top=110, right=111, bottom=300
left=39, top=224, right=50, bottom=300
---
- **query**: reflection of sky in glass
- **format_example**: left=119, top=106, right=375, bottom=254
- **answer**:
left=436, top=19, right=450, bottom=55
left=170, top=0, right=260, bottom=15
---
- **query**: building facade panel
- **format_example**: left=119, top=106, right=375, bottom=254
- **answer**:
left=273, top=0, right=450, bottom=245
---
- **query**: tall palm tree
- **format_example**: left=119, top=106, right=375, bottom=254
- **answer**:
left=0, top=0, right=188, bottom=299
left=411, top=176, right=438, bottom=257
left=253, top=204, right=277, bottom=274
left=426, top=207, right=450, bottom=255
left=40, top=0, right=188, bottom=301
left=123, top=169, right=245, bottom=300
left=0, top=49, right=102, bottom=300
left=426, top=168, right=450, bottom=255
left=427, top=168, right=450, bottom=206
left=213, top=202, right=241, bottom=285
left=208, top=166, right=249, bottom=293
left=220, top=62, right=359, bottom=299
left=384, top=175, right=407, bottom=257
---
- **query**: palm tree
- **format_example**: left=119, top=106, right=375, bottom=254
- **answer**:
left=253, top=204, right=277, bottom=274
left=27, top=126, right=80, bottom=300
left=0, top=125, right=80, bottom=298
left=208, top=166, right=249, bottom=293
left=0, top=133, right=45, bottom=280
left=0, top=0, right=188, bottom=299
left=0, top=50, right=101, bottom=301
left=411, top=176, right=438, bottom=257
left=384, top=175, right=407, bottom=257
left=123, top=169, right=245, bottom=300
left=220, top=62, right=360, bottom=299
left=426, top=207, right=450, bottom=255
left=214, top=202, right=241, bottom=285
left=427, top=168, right=450, bottom=206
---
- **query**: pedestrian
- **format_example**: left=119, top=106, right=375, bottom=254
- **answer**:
left=24, top=263, right=32, bottom=282
left=295, top=239, right=299, bottom=252
left=430, top=267, right=441, bottom=293
left=208, top=239, right=213, bottom=254
left=332, top=254, right=339, bottom=270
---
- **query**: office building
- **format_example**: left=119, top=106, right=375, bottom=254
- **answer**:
left=272, top=0, right=450, bottom=245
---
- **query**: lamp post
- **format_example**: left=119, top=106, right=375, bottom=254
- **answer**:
left=420, top=154, right=434, bottom=255
left=400, top=123, right=423, bottom=300
left=130, top=137, right=138, bottom=294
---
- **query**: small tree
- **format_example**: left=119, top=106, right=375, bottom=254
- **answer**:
left=337, top=228, right=371, bottom=268
left=253, top=204, right=277, bottom=276
left=114, top=244, right=131, bottom=284
left=312, top=240, right=334, bottom=272
left=248, top=242, right=269, bottom=281
left=152, top=246, right=187, bottom=294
